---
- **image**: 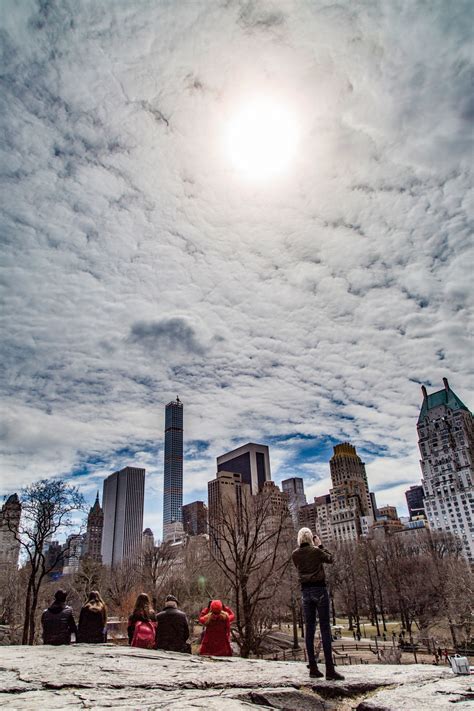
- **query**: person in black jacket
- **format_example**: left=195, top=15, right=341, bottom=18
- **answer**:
left=155, top=595, right=190, bottom=653
left=77, top=590, right=107, bottom=643
left=41, top=589, right=78, bottom=645
left=292, top=528, right=344, bottom=681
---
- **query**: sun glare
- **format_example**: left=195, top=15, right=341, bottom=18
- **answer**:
left=226, top=100, right=299, bottom=181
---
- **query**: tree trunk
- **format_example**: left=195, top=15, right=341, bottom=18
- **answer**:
left=330, top=591, right=336, bottom=626
left=291, top=597, right=299, bottom=650
left=22, top=577, right=34, bottom=645
left=28, top=587, right=39, bottom=645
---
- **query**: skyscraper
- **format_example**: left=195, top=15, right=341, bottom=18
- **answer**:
left=0, top=494, right=21, bottom=570
left=329, top=442, right=374, bottom=542
left=163, top=397, right=184, bottom=542
left=182, top=501, right=208, bottom=536
left=62, top=533, right=86, bottom=576
left=101, top=466, right=145, bottom=566
left=418, top=378, right=474, bottom=562
left=208, top=471, right=251, bottom=555
left=282, top=477, right=307, bottom=527
left=83, top=492, right=103, bottom=562
left=216, top=443, right=271, bottom=495
left=405, top=485, right=425, bottom=520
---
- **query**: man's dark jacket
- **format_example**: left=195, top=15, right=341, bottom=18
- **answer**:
left=41, top=602, right=78, bottom=645
left=155, top=606, right=190, bottom=652
left=291, top=543, right=333, bottom=587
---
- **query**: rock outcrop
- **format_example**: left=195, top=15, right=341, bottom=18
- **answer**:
left=0, top=644, right=471, bottom=709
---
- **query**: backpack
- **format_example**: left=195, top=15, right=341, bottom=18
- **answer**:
left=131, top=620, right=156, bottom=649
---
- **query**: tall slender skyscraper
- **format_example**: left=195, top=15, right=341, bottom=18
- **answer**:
left=163, top=397, right=184, bottom=542
left=101, top=466, right=145, bottom=566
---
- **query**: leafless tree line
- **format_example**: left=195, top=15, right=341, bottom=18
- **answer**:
left=1, top=478, right=472, bottom=653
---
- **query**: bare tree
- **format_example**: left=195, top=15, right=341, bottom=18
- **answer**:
left=3, top=480, right=85, bottom=644
left=141, top=542, right=175, bottom=609
left=209, top=484, right=293, bottom=657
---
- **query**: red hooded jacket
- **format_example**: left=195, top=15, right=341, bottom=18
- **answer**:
left=199, top=608, right=232, bottom=656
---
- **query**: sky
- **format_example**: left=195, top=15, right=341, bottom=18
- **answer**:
left=1, top=0, right=473, bottom=539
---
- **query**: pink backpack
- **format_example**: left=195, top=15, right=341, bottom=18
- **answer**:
left=131, top=620, right=156, bottom=649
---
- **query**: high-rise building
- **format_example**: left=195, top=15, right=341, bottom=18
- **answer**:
left=62, top=533, right=86, bottom=576
left=163, top=397, right=184, bottom=542
left=216, top=443, right=271, bottom=495
left=329, top=443, right=374, bottom=542
left=297, top=494, right=333, bottom=546
left=101, top=466, right=145, bottom=566
left=208, top=471, right=251, bottom=554
left=83, top=492, right=103, bottom=562
left=45, top=540, right=64, bottom=579
left=182, top=501, right=208, bottom=536
left=282, top=478, right=307, bottom=527
left=418, top=378, right=474, bottom=562
left=377, top=505, right=398, bottom=521
left=0, top=494, right=21, bottom=569
left=142, top=528, right=154, bottom=555
left=405, top=485, right=425, bottom=520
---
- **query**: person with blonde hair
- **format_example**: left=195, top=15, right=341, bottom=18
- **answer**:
left=77, top=590, right=107, bottom=643
left=292, top=528, right=344, bottom=680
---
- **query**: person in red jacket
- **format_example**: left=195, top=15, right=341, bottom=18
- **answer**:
left=199, top=599, right=232, bottom=656
left=199, top=601, right=235, bottom=624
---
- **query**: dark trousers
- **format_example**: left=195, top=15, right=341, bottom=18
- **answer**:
left=302, top=585, right=333, bottom=668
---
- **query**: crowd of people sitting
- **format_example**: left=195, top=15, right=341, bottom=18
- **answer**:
left=41, top=588, right=234, bottom=657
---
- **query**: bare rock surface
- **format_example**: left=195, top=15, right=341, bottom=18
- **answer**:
left=0, top=644, right=471, bottom=710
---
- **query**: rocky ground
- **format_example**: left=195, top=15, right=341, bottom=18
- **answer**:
left=0, top=644, right=472, bottom=710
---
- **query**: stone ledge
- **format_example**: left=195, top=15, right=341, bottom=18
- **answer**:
left=0, top=644, right=470, bottom=710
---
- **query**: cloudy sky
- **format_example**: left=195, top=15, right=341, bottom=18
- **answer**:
left=1, top=0, right=473, bottom=538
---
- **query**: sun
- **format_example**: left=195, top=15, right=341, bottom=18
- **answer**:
left=226, top=100, right=299, bottom=181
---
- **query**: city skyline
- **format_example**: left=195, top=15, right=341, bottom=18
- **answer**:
left=1, top=380, right=472, bottom=539
left=1, top=2, right=473, bottom=540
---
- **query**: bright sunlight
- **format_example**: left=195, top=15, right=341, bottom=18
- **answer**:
left=226, top=100, right=299, bottom=181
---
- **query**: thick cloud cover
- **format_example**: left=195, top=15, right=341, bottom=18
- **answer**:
left=1, top=0, right=473, bottom=535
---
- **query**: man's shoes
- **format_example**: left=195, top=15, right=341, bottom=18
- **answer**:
left=308, top=663, right=324, bottom=678
left=325, top=668, right=345, bottom=681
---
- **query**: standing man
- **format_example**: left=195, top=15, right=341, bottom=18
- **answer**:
left=155, top=595, right=190, bottom=653
left=292, top=528, right=344, bottom=680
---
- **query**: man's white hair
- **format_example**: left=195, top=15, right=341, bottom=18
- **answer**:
left=297, top=527, right=314, bottom=547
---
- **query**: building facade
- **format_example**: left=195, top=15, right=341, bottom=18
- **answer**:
left=405, top=485, right=425, bottom=520
left=208, top=471, right=251, bottom=554
left=182, top=501, right=208, bottom=536
left=329, top=443, right=374, bottom=542
left=101, top=466, right=145, bottom=566
left=281, top=477, right=307, bottom=527
left=0, top=494, right=21, bottom=569
left=418, top=378, right=474, bottom=562
left=216, top=443, right=271, bottom=495
left=163, top=397, right=184, bottom=542
left=62, top=533, right=86, bottom=576
left=83, top=492, right=103, bottom=562
left=142, top=528, right=154, bottom=554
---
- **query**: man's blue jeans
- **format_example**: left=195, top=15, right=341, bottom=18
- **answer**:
left=302, top=585, right=333, bottom=668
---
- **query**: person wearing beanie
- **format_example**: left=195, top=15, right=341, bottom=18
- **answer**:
left=155, top=594, right=190, bottom=653
left=199, top=599, right=232, bottom=657
left=292, top=528, right=344, bottom=681
left=41, top=589, right=78, bottom=645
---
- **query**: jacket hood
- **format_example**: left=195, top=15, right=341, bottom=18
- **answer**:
left=47, top=602, right=67, bottom=614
